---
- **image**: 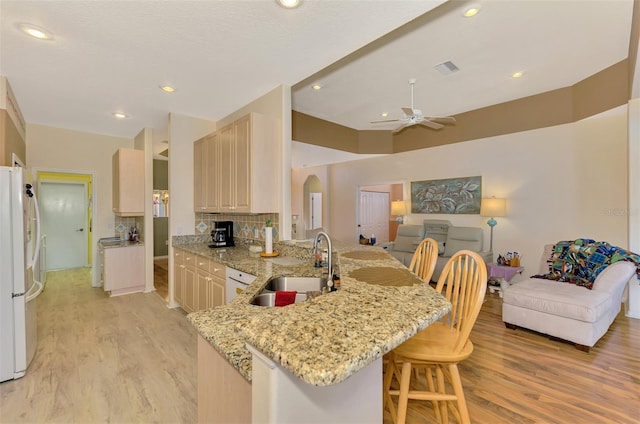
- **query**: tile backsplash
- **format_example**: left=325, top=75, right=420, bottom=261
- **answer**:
left=114, top=216, right=144, bottom=241
left=195, top=213, right=279, bottom=242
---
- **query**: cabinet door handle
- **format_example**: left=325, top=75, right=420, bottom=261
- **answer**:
left=213, top=268, right=220, bottom=272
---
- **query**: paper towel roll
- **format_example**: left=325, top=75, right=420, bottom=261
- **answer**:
left=265, top=227, right=273, bottom=254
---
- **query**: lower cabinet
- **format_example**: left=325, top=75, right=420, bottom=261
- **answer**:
left=174, top=248, right=225, bottom=312
left=103, top=244, right=144, bottom=296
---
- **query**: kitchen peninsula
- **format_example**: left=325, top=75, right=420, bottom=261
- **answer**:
left=180, top=238, right=451, bottom=423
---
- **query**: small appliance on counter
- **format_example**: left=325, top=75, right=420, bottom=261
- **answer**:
left=209, top=221, right=234, bottom=248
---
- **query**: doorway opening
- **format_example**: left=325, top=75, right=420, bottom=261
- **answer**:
left=36, top=171, right=93, bottom=276
left=153, top=157, right=169, bottom=302
left=357, top=183, right=405, bottom=244
left=302, top=175, right=324, bottom=239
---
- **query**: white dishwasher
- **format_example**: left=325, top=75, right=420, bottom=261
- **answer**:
left=226, top=267, right=256, bottom=304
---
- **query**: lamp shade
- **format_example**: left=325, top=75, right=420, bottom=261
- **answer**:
left=480, top=197, right=506, bottom=217
left=391, top=200, right=407, bottom=216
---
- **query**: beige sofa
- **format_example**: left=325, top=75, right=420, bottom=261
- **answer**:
left=502, top=244, right=637, bottom=352
left=383, top=219, right=492, bottom=281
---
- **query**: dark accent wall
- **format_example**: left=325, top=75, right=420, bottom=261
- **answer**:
left=153, top=159, right=168, bottom=190
left=292, top=59, right=630, bottom=155
left=0, top=109, right=26, bottom=166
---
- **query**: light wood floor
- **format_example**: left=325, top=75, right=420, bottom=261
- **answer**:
left=384, top=291, right=640, bottom=424
left=0, top=268, right=197, bottom=423
left=1, top=269, right=638, bottom=423
left=154, top=257, right=169, bottom=302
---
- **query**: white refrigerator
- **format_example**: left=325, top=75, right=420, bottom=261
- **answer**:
left=0, top=166, right=41, bottom=382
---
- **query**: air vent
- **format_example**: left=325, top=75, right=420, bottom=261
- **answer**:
left=434, top=61, right=459, bottom=75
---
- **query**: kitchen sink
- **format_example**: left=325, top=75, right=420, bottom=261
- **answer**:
left=252, top=292, right=309, bottom=307
left=264, top=276, right=328, bottom=292
left=251, top=276, right=328, bottom=307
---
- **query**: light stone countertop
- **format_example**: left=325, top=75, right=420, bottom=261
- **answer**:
left=183, top=239, right=451, bottom=387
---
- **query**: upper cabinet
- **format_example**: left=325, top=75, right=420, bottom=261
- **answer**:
left=113, top=147, right=144, bottom=216
left=194, top=112, right=278, bottom=214
left=194, top=133, right=219, bottom=212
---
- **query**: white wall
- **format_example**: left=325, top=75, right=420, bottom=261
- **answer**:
left=319, top=105, right=629, bottom=279
left=167, top=113, right=216, bottom=307
left=291, top=165, right=330, bottom=236
left=216, top=85, right=291, bottom=238
left=26, top=124, right=134, bottom=286
left=26, top=124, right=133, bottom=242
left=134, top=128, right=155, bottom=293
left=167, top=113, right=216, bottom=238
left=626, top=98, right=640, bottom=318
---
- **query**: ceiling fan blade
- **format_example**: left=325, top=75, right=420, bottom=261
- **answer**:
left=401, top=107, right=414, bottom=116
left=392, top=122, right=413, bottom=134
left=418, top=120, right=444, bottom=130
left=370, top=119, right=401, bottom=123
left=426, top=116, right=456, bottom=123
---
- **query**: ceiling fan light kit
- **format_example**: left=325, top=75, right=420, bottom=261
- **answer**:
left=370, top=78, right=456, bottom=133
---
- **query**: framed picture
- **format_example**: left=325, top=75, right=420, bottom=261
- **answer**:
left=411, top=176, right=482, bottom=214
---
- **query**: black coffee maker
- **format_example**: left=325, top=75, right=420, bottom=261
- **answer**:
left=209, top=221, right=234, bottom=248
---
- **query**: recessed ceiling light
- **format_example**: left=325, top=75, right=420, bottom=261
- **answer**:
left=159, top=85, right=176, bottom=93
left=113, top=112, right=129, bottom=119
left=18, top=23, right=54, bottom=40
left=312, top=84, right=322, bottom=90
left=463, top=5, right=480, bottom=17
left=276, top=0, right=302, bottom=8
left=511, top=71, right=524, bottom=79
left=381, top=113, right=388, bottom=117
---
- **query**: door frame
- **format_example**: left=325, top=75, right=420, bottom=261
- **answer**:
left=356, top=181, right=406, bottom=244
left=33, top=168, right=98, bottom=286
left=38, top=180, right=89, bottom=269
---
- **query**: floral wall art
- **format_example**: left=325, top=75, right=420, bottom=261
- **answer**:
left=411, top=176, right=482, bottom=214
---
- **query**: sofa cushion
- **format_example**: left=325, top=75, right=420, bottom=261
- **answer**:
left=392, top=225, right=425, bottom=252
left=503, top=278, right=611, bottom=323
left=443, top=226, right=483, bottom=257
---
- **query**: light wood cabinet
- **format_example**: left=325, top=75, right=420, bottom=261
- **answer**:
left=218, top=123, right=235, bottom=211
left=193, top=133, right=219, bottom=212
left=193, top=112, right=278, bottom=213
left=103, top=244, right=144, bottom=296
left=208, top=262, right=226, bottom=309
left=112, top=148, right=144, bottom=216
left=174, top=248, right=225, bottom=312
left=198, top=335, right=251, bottom=423
left=183, top=253, right=197, bottom=313
left=173, top=249, right=185, bottom=305
left=174, top=248, right=196, bottom=311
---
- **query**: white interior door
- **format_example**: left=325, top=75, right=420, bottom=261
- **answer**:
left=358, top=191, right=390, bottom=243
left=39, top=181, right=87, bottom=270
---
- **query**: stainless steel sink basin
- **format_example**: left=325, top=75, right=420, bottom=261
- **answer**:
left=265, top=276, right=328, bottom=292
left=252, top=292, right=308, bottom=307
left=251, top=276, right=329, bottom=307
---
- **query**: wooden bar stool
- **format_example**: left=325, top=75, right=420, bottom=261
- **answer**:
left=384, top=250, right=487, bottom=424
left=408, top=238, right=439, bottom=283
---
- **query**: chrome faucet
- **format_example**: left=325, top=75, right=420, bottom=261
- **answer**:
left=313, top=231, right=332, bottom=278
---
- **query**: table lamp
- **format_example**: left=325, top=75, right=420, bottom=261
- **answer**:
left=480, top=197, right=506, bottom=251
left=391, top=200, right=407, bottom=223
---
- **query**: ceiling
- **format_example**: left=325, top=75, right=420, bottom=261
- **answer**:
left=0, top=0, right=635, bottom=159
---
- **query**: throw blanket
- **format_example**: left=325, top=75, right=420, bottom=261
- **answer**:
left=533, top=238, right=640, bottom=289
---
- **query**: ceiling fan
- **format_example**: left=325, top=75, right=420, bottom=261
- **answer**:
left=371, top=78, right=456, bottom=133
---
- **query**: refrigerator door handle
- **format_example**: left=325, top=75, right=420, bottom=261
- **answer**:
left=30, top=192, right=41, bottom=267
